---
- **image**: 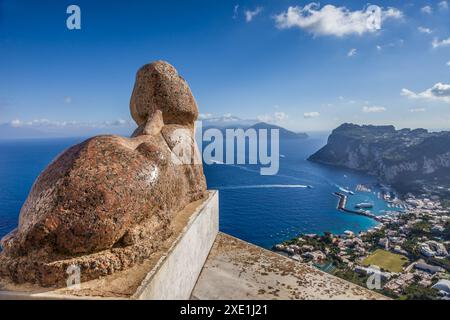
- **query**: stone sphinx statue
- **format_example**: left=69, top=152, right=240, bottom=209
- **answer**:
left=0, top=61, right=207, bottom=287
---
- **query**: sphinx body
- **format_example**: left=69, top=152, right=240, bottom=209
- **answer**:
left=0, top=61, right=207, bottom=286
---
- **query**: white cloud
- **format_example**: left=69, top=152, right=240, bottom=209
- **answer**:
left=418, top=26, right=432, bottom=34
left=384, top=7, right=403, bottom=19
left=362, top=106, right=386, bottom=113
left=410, top=108, right=426, bottom=113
left=432, top=37, right=450, bottom=48
left=10, top=119, right=22, bottom=127
left=233, top=5, right=239, bottom=19
left=447, top=61, right=450, bottom=66
left=401, top=89, right=416, bottom=98
left=303, top=111, right=320, bottom=119
left=274, top=3, right=402, bottom=37
left=439, top=1, right=449, bottom=10
left=199, top=113, right=213, bottom=120
left=421, top=5, right=433, bottom=14
left=274, top=112, right=288, bottom=122
left=203, top=114, right=243, bottom=124
left=402, top=83, right=450, bottom=103
left=257, top=114, right=272, bottom=122
left=110, top=119, right=128, bottom=126
left=245, top=7, right=263, bottom=22
left=257, top=111, right=288, bottom=123
left=7, top=118, right=132, bottom=128
left=347, top=48, right=357, bottom=57
left=9, top=118, right=52, bottom=127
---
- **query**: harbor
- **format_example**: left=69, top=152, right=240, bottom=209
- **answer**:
left=333, top=192, right=377, bottom=219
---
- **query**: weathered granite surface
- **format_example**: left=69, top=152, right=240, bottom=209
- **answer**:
left=0, top=192, right=217, bottom=299
left=130, top=61, right=198, bottom=129
left=0, top=61, right=207, bottom=287
left=192, top=233, right=388, bottom=300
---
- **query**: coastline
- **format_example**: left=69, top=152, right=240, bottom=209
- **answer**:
left=273, top=183, right=449, bottom=300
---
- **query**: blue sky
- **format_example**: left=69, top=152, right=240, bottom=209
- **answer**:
left=1, top=0, right=450, bottom=135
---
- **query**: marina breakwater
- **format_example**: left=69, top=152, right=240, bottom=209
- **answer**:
left=333, top=192, right=378, bottom=220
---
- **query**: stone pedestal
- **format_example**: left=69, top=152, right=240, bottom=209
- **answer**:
left=0, top=191, right=219, bottom=300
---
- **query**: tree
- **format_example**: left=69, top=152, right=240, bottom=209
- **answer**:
left=401, top=284, right=439, bottom=300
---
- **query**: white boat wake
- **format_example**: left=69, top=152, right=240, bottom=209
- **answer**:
left=218, top=184, right=309, bottom=190
left=335, top=184, right=353, bottom=194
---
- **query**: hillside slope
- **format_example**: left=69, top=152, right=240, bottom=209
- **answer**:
left=308, top=123, right=450, bottom=197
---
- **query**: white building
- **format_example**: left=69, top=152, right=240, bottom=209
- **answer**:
left=414, top=261, right=445, bottom=274
left=420, top=241, right=449, bottom=257
left=378, top=238, right=389, bottom=250
left=432, top=280, right=450, bottom=295
left=420, top=244, right=436, bottom=257
left=343, top=230, right=354, bottom=238
left=302, top=251, right=326, bottom=262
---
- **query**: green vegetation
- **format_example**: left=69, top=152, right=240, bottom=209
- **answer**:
left=409, top=220, right=432, bottom=237
left=402, top=237, right=421, bottom=259
left=361, top=230, right=385, bottom=251
left=442, top=200, right=450, bottom=209
left=444, top=221, right=450, bottom=241
left=333, top=269, right=368, bottom=288
left=399, top=284, right=440, bottom=300
left=362, top=249, right=409, bottom=273
left=430, top=256, right=450, bottom=269
left=332, top=268, right=396, bottom=299
left=283, top=233, right=331, bottom=253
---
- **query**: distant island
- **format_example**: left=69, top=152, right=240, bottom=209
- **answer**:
left=309, top=123, right=450, bottom=199
left=249, top=122, right=308, bottom=140
left=202, top=121, right=308, bottom=140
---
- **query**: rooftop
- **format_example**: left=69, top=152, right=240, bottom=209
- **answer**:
left=192, top=233, right=387, bottom=300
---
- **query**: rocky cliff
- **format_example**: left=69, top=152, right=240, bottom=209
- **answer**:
left=308, top=123, right=450, bottom=197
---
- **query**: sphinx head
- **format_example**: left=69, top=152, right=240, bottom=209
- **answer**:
left=130, top=61, right=199, bottom=128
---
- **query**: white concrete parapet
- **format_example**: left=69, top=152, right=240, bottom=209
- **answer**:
left=133, top=190, right=219, bottom=299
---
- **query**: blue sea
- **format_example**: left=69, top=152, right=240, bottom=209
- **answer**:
left=0, top=137, right=397, bottom=249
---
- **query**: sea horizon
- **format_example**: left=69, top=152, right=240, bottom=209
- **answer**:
left=0, top=135, right=399, bottom=250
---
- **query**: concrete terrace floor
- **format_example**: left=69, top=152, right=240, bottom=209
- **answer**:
left=192, top=233, right=388, bottom=300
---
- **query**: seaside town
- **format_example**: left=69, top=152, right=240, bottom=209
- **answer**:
left=274, top=184, right=450, bottom=300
